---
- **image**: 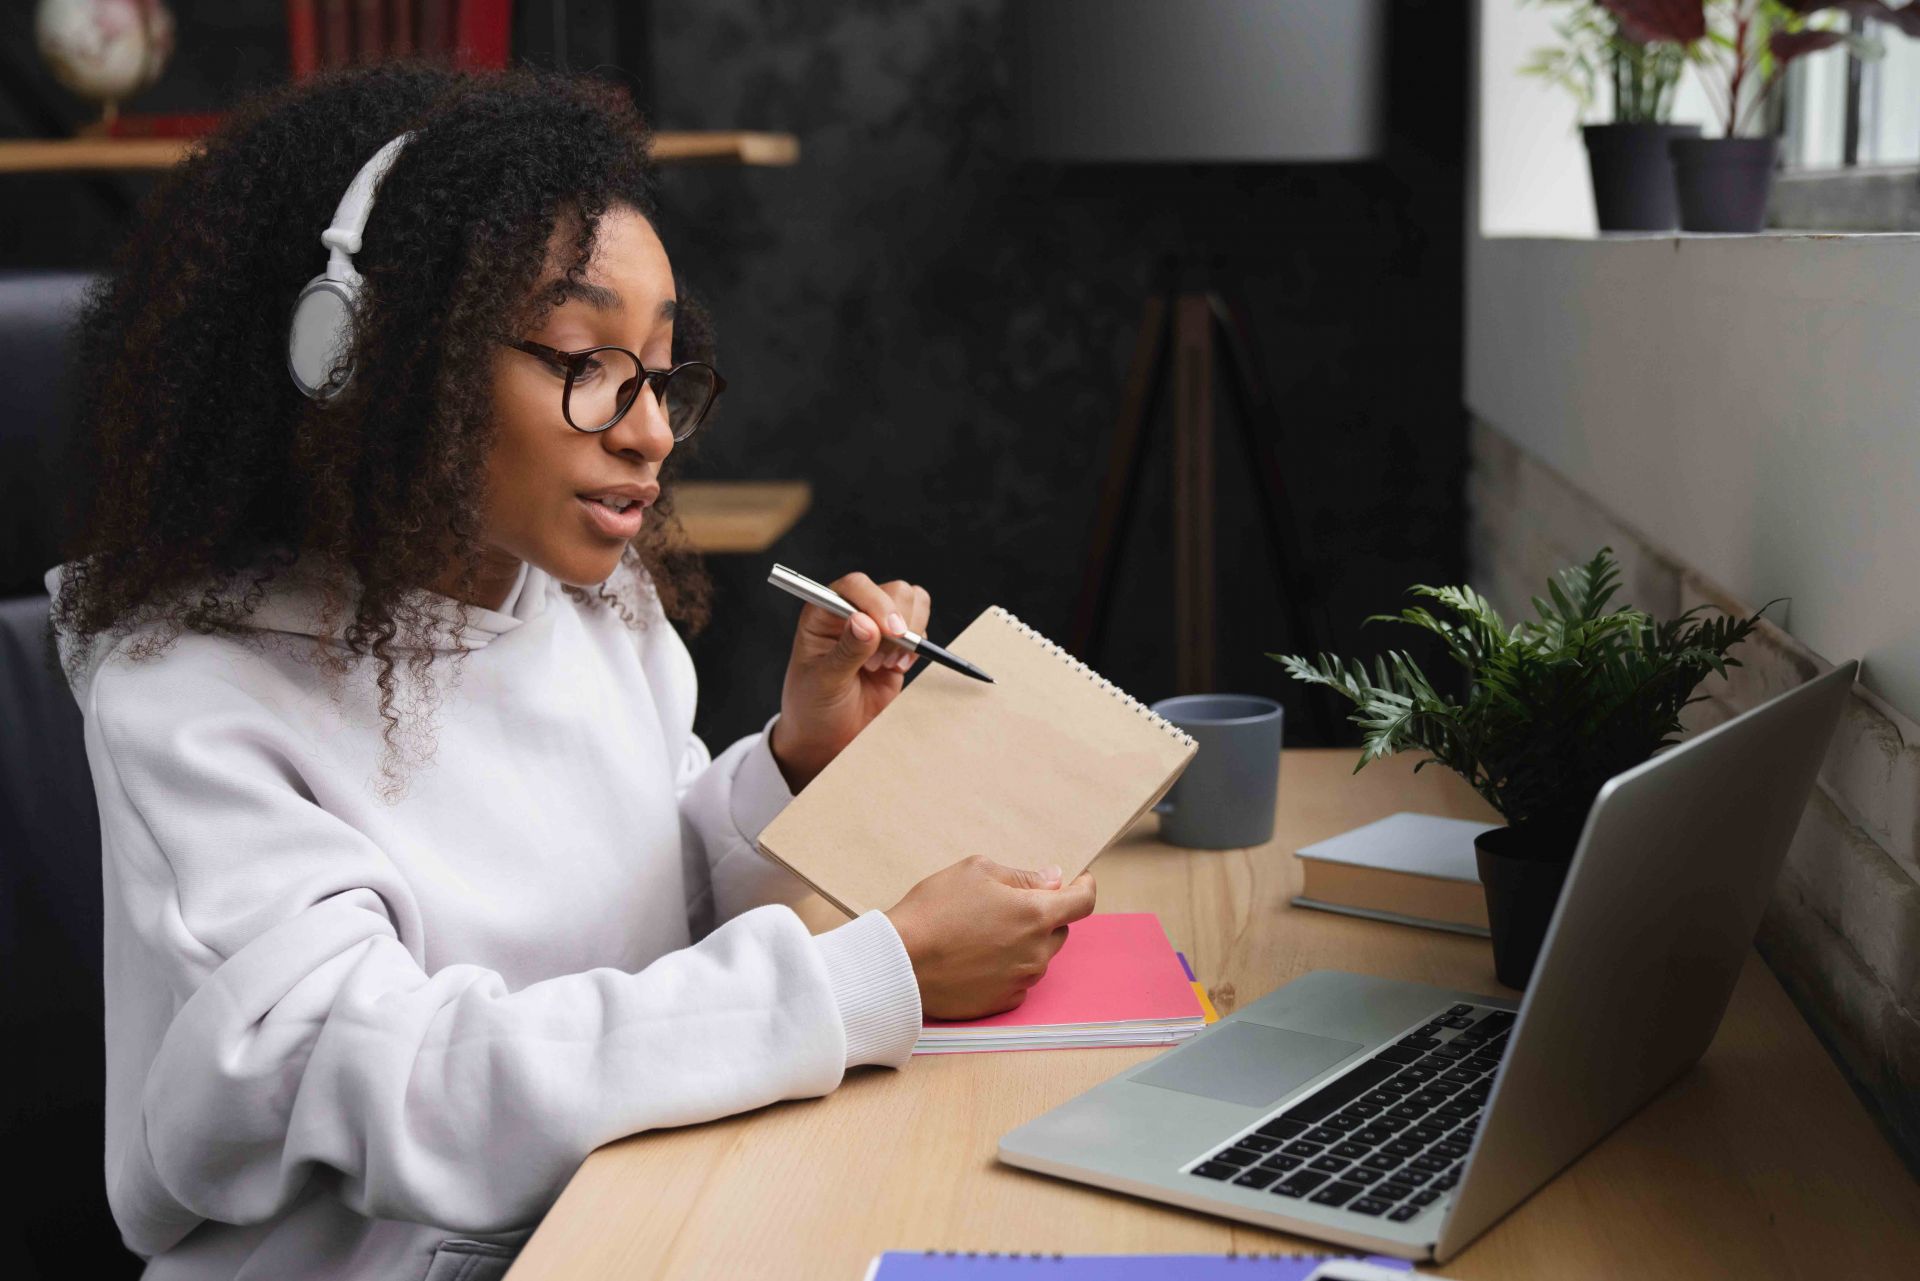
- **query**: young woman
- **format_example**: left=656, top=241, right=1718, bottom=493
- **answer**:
left=47, top=63, right=1094, bottom=1281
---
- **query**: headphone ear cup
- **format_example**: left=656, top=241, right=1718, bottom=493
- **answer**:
left=287, top=276, right=358, bottom=400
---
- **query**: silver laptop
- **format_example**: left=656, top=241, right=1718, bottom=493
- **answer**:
left=999, top=660, right=1858, bottom=1263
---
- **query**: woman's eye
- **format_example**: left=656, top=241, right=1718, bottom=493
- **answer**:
left=573, top=357, right=606, bottom=383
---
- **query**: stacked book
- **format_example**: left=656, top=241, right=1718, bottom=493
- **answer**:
left=914, top=913, right=1215, bottom=1055
left=1291, top=812, right=1500, bottom=936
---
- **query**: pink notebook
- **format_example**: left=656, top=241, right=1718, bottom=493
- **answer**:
left=915, top=913, right=1207, bottom=1054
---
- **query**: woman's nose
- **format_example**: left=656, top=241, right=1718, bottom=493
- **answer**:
left=602, top=379, right=674, bottom=462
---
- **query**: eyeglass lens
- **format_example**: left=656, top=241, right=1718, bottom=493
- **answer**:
left=565, top=349, right=718, bottom=439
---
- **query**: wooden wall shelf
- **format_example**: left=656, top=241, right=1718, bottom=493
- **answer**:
left=0, top=131, right=799, bottom=175
left=673, top=481, right=811, bottom=555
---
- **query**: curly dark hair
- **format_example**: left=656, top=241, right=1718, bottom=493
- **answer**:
left=51, top=60, right=713, bottom=786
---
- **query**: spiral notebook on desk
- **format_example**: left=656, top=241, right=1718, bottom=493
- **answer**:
left=914, top=913, right=1208, bottom=1054
left=756, top=606, right=1198, bottom=918
left=865, top=1252, right=1413, bottom=1278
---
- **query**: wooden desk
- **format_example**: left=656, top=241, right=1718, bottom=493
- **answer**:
left=0, top=131, right=799, bottom=174
left=510, top=750, right=1920, bottom=1279
left=672, top=480, right=811, bottom=554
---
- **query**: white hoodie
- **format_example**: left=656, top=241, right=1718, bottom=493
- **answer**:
left=44, top=557, right=924, bottom=1281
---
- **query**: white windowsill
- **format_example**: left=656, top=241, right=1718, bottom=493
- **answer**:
left=1479, top=228, right=1920, bottom=243
left=1465, top=221, right=1920, bottom=722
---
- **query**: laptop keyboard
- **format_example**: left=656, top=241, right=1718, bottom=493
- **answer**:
left=1186, top=1003, right=1514, bottom=1224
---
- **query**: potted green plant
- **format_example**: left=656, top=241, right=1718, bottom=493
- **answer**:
left=1271, top=549, right=1771, bottom=988
left=1524, top=1, right=1696, bottom=230
left=1604, top=0, right=1906, bottom=232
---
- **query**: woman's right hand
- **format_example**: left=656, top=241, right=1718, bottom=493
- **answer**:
left=884, top=855, right=1097, bottom=1020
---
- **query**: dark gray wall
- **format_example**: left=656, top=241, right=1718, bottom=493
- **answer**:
left=1, top=1, right=1467, bottom=751
left=650, top=1, right=1467, bottom=748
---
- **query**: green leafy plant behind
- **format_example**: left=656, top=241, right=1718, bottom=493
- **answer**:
left=1272, top=549, right=1773, bottom=836
left=1521, top=0, right=1688, bottom=124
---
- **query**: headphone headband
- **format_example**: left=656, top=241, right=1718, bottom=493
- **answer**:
left=288, top=130, right=416, bottom=399
left=318, top=130, right=415, bottom=289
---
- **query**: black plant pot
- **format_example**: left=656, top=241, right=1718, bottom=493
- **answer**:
left=1669, top=136, right=1779, bottom=233
left=1475, top=823, right=1580, bottom=990
left=1583, top=123, right=1699, bottom=231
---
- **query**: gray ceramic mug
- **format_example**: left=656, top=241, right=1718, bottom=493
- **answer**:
left=1150, top=694, right=1284, bottom=849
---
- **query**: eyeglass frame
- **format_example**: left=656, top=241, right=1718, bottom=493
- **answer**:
left=500, top=338, right=726, bottom=441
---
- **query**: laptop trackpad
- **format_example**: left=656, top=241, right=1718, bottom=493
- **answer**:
left=1133, top=1022, right=1364, bottom=1108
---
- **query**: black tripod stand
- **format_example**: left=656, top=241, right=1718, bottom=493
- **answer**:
left=1068, top=266, right=1337, bottom=740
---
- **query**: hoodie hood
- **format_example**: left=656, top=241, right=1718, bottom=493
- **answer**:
left=43, top=557, right=548, bottom=703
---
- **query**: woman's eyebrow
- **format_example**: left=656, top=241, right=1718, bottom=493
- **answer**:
left=545, top=278, right=623, bottom=311
left=545, top=279, right=678, bottom=322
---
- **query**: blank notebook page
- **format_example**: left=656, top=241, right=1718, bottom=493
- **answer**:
left=756, top=606, right=1197, bottom=918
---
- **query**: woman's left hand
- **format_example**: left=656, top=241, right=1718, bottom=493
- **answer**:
left=768, top=571, right=931, bottom=792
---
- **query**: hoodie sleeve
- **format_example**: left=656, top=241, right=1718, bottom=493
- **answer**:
left=675, top=716, right=924, bottom=1071
left=674, top=712, right=808, bottom=927
left=88, top=660, right=920, bottom=1251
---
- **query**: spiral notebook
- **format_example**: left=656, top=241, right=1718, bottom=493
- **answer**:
left=864, top=1252, right=1413, bottom=1279
left=757, top=606, right=1198, bottom=918
left=914, top=914, right=1206, bottom=1054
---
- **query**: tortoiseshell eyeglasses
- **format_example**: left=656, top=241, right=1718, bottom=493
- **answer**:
left=502, top=339, right=725, bottom=441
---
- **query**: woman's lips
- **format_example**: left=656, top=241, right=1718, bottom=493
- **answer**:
left=577, top=495, right=646, bottom=539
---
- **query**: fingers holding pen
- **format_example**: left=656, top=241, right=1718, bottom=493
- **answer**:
left=877, top=580, right=928, bottom=674
left=825, top=572, right=893, bottom=674
left=903, top=583, right=931, bottom=672
left=834, top=575, right=923, bottom=675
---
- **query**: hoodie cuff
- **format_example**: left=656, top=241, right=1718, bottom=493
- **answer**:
left=814, top=908, right=923, bottom=1069
left=728, top=713, right=797, bottom=845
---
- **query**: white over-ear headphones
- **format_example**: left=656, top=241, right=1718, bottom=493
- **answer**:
left=287, top=130, right=416, bottom=400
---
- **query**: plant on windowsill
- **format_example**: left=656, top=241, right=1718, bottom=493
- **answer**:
left=1603, top=0, right=1916, bottom=231
left=1270, top=549, right=1772, bottom=989
left=1523, top=0, right=1698, bottom=230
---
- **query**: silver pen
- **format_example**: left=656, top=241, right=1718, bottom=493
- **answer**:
left=767, top=563, right=994, bottom=683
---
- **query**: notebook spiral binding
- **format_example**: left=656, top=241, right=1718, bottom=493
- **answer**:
left=915, top=1250, right=1343, bottom=1262
left=988, top=607, right=1198, bottom=751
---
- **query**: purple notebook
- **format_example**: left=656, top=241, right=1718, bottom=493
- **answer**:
left=866, top=1253, right=1411, bottom=1279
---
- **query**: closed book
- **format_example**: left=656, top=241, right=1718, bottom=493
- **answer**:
left=321, top=0, right=352, bottom=68
left=454, top=0, right=512, bottom=68
left=355, top=0, right=385, bottom=61
left=390, top=0, right=415, bottom=55
left=287, top=0, right=319, bottom=77
left=420, top=0, right=453, bottom=57
left=1292, top=812, right=1500, bottom=936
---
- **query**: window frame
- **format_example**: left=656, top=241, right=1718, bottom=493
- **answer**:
left=1771, top=12, right=1920, bottom=231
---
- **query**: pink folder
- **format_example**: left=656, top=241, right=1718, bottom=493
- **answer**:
left=922, top=913, right=1204, bottom=1032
